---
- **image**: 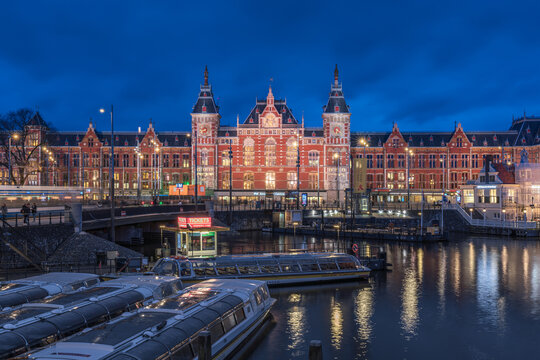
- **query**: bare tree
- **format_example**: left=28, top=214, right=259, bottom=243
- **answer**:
left=0, top=108, right=51, bottom=186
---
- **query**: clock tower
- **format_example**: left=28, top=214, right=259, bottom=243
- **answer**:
left=322, top=65, right=351, bottom=203
left=191, top=66, right=220, bottom=189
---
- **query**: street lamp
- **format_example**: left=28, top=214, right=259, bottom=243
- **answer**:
left=334, top=152, right=340, bottom=209
left=8, top=133, right=19, bottom=185
left=295, top=139, right=300, bottom=210
left=405, top=147, right=414, bottom=209
left=228, top=139, right=233, bottom=225
left=100, top=106, right=115, bottom=243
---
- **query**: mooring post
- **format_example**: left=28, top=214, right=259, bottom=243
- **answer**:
left=198, top=331, right=211, bottom=360
left=309, top=340, right=322, bottom=360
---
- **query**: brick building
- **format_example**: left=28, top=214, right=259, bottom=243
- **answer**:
left=2, top=66, right=540, bottom=206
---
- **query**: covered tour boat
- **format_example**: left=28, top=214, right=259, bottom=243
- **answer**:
left=151, top=252, right=371, bottom=286
left=28, top=279, right=275, bottom=360
left=0, top=275, right=182, bottom=359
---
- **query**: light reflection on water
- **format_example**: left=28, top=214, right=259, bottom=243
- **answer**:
left=215, top=233, right=540, bottom=359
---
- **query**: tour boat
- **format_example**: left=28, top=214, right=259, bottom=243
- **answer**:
left=151, top=252, right=371, bottom=286
left=0, top=272, right=100, bottom=311
left=0, top=275, right=182, bottom=359
left=28, top=279, right=276, bottom=360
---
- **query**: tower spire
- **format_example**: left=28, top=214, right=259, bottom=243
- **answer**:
left=334, top=64, right=339, bottom=85
left=204, top=65, right=209, bottom=86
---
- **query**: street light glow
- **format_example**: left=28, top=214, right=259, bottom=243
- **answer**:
left=99, top=108, right=105, bottom=113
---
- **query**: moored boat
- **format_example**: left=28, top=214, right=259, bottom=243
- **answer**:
left=151, top=252, right=371, bottom=286
left=27, top=279, right=275, bottom=360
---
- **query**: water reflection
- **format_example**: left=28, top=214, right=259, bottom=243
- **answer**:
left=400, top=249, right=421, bottom=339
left=354, top=287, right=374, bottom=358
left=211, top=233, right=540, bottom=359
left=330, top=297, right=343, bottom=350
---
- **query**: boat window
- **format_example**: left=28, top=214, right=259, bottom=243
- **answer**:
left=70, top=281, right=85, bottom=291
left=234, top=307, right=246, bottom=323
left=209, top=320, right=225, bottom=342
left=300, top=262, right=319, bottom=272
left=42, top=287, right=117, bottom=306
left=153, top=260, right=178, bottom=276
left=337, top=258, right=358, bottom=269
left=170, top=344, right=194, bottom=360
left=280, top=263, right=300, bottom=272
left=148, top=289, right=218, bottom=311
left=222, top=312, right=236, bottom=332
left=260, top=265, right=279, bottom=273
left=238, top=266, right=260, bottom=274
left=260, top=286, right=270, bottom=300
left=179, top=262, right=191, bottom=277
left=0, top=283, right=24, bottom=291
left=253, top=290, right=262, bottom=305
left=216, top=266, right=238, bottom=275
left=319, top=260, right=338, bottom=271
left=85, top=278, right=99, bottom=287
left=256, top=287, right=268, bottom=302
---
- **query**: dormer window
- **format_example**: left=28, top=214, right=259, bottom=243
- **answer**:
left=282, top=108, right=286, bottom=113
left=456, top=138, right=462, bottom=147
left=256, top=108, right=259, bottom=113
left=202, top=106, right=207, bottom=112
left=249, top=118, right=254, bottom=123
left=287, top=118, right=292, bottom=123
left=334, top=106, right=340, bottom=112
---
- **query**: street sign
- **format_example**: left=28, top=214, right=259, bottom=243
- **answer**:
left=352, top=243, right=359, bottom=253
left=301, top=193, right=308, bottom=207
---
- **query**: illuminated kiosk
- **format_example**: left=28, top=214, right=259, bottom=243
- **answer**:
left=163, top=216, right=229, bottom=257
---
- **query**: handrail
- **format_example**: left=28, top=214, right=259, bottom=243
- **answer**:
left=446, top=203, right=537, bottom=229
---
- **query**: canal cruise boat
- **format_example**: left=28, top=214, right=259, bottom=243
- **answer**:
left=151, top=252, right=371, bottom=286
left=28, top=279, right=275, bottom=360
left=0, top=276, right=182, bottom=359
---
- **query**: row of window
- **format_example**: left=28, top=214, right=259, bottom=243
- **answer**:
left=357, top=153, right=496, bottom=169
left=52, top=153, right=190, bottom=168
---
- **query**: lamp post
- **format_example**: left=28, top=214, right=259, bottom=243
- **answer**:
left=135, top=139, right=141, bottom=203
left=317, top=160, right=320, bottom=208
left=405, top=148, right=414, bottom=209
left=228, top=139, right=233, bottom=225
left=8, top=133, right=19, bottom=185
left=100, top=106, right=115, bottom=243
left=194, top=130, right=198, bottom=215
left=334, top=152, right=340, bottom=209
left=297, top=139, right=301, bottom=210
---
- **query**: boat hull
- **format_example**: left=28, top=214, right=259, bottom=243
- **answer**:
left=181, top=270, right=370, bottom=287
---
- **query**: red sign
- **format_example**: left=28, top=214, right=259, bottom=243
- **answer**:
left=178, top=217, right=211, bottom=229
left=352, top=243, right=359, bottom=253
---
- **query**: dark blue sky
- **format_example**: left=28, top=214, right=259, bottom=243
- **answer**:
left=1, top=1, right=539, bottom=133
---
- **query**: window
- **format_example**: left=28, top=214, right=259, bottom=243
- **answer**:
left=308, top=151, right=319, bottom=167
left=244, top=138, right=255, bottom=166
left=244, top=172, right=254, bottom=190
left=222, top=172, right=230, bottom=189
left=163, top=154, right=169, bottom=168
left=287, top=172, right=297, bottom=190
left=309, top=173, right=318, bottom=189
left=91, top=154, right=99, bottom=167
left=63, top=153, right=69, bottom=167
left=456, top=137, right=463, bottom=147
left=366, top=154, right=373, bottom=168
left=286, top=138, right=297, bottom=166
left=113, top=153, right=119, bottom=167
left=200, top=150, right=209, bottom=166
left=387, top=154, right=394, bottom=168
left=376, top=154, right=383, bottom=168
left=397, top=155, right=405, bottom=168
left=73, top=153, right=79, bottom=167
left=418, top=154, right=426, bottom=168
left=83, top=153, right=89, bottom=167
left=450, top=154, right=458, bottom=168
left=472, top=154, right=479, bottom=168
left=173, top=154, right=180, bottom=167
left=265, top=138, right=276, bottom=166
left=460, top=154, right=468, bottom=168
left=490, top=189, right=499, bottom=203
left=265, top=172, right=275, bottom=189
left=143, top=154, right=149, bottom=167
left=88, top=137, right=94, bottom=147
left=122, top=154, right=129, bottom=167
left=222, top=151, right=230, bottom=166
left=183, top=154, right=190, bottom=168
left=429, top=154, right=436, bottom=168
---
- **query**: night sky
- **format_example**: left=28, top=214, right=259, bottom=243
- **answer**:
left=1, top=1, right=539, bottom=133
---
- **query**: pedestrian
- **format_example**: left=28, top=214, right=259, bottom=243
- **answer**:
left=31, top=203, right=37, bottom=222
left=21, top=203, right=29, bottom=224
left=1, top=203, right=7, bottom=223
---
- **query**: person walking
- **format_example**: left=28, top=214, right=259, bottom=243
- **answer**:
left=31, top=203, right=37, bottom=222
left=1, top=203, right=7, bottom=224
left=21, top=203, right=29, bottom=225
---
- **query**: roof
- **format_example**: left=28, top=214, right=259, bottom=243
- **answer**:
left=323, top=66, right=349, bottom=114
left=242, top=99, right=298, bottom=126
left=508, top=116, right=540, bottom=146
left=27, top=112, right=47, bottom=127
left=45, top=131, right=191, bottom=147
left=192, top=84, right=219, bottom=114
left=304, top=127, right=324, bottom=137
left=492, top=163, right=516, bottom=184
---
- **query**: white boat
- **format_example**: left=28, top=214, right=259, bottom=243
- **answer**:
left=0, top=272, right=100, bottom=310
left=28, top=279, right=275, bottom=360
left=0, top=275, right=182, bottom=359
left=152, top=252, right=371, bottom=287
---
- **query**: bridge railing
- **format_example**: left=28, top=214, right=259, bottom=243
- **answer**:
left=1, top=211, right=68, bottom=228
left=446, top=204, right=537, bottom=229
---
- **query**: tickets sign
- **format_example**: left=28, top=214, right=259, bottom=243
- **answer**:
left=178, top=217, right=211, bottom=229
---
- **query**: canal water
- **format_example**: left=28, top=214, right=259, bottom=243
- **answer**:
left=215, top=232, right=540, bottom=359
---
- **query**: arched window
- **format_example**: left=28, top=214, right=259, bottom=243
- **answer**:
left=265, top=172, right=275, bottom=189
left=244, top=172, right=254, bottom=190
left=244, top=138, right=254, bottom=166
left=286, top=137, right=297, bottom=166
left=308, top=151, right=319, bottom=166
left=200, top=149, right=209, bottom=166
left=265, top=138, right=276, bottom=166
left=222, top=172, right=230, bottom=190
left=287, top=172, right=297, bottom=190
left=222, top=151, right=230, bottom=166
